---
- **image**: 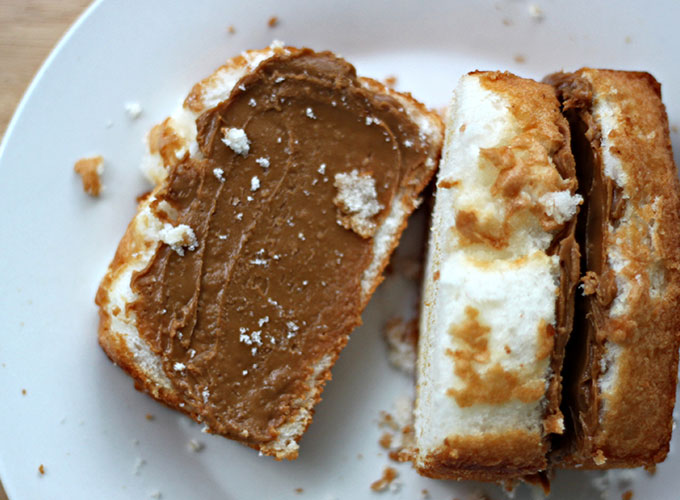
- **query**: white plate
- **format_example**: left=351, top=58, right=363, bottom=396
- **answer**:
left=2, top=1, right=680, bottom=499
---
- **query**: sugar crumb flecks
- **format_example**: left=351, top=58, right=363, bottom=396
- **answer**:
left=221, top=127, right=250, bottom=156
left=256, top=157, right=270, bottom=169
left=305, top=107, right=317, bottom=119
left=268, top=16, right=279, bottom=28
left=74, top=155, right=104, bottom=197
left=370, top=466, right=398, bottom=492
left=251, top=176, right=261, bottom=192
left=213, top=167, right=226, bottom=182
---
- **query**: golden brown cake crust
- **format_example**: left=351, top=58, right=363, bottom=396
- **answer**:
left=416, top=431, right=546, bottom=481
left=548, top=69, right=680, bottom=469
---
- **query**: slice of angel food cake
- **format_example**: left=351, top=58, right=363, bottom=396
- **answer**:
left=415, top=71, right=582, bottom=480
left=96, top=44, right=443, bottom=459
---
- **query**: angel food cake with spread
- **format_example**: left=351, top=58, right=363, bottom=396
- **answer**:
left=95, top=45, right=443, bottom=459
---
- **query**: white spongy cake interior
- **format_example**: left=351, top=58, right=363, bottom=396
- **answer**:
left=415, top=74, right=562, bottom=460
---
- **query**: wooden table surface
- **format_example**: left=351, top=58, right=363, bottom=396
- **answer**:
left=0, top=2, right=93, bottom=496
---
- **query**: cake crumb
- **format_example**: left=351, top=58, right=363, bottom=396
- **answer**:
left=333, top=170, right=383, bottom=238
left=227, top=25, right=235, bottom=34
left=188, top=439, right=204, bottom=452
left=145, top=413, right=154, bottom=421
left=621, top=491, right=633, bottom=500
left=124, top=101, right=142, bottom=119
left=159, top=223, right=197, bottom=256
left=38, top=464, right=45, bottom=475
left=383, top=75, right=398, bottom=88
left=133, top=458, right=146, bottom=475
left=514, top=54, right=526, bottom=64
left=21, top=388, right=26, bottom=395
left=221, top=127, right=250, bottom=155
left=378, top=432, right=393, bottom=449
left=671, top=124, right=678, bottom=134
left=294, top=488, right=304, bottom=494
left=624, top=35, right=632, bottom=44
left=74, top=155, right=104, bottom=197
left=370, top=466, right=398, bottom=492
left=528, top=4, right=544, bottom=21
left=213, top=167, right=225, bottom=182
left=383, top=317, right=418, bottom=375
left=502, top=17, right=513, bottom=26
left=593, top=449, right=607, bottom=466
left=268, top=16, right=279, bottom=27
left=420, top=489, right=430, bottom=499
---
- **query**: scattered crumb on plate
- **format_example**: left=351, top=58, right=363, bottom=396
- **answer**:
left=188, top=439, right=204, bottom=452
left=294, top=488, right=304, bottom=494
left=622, top=491, right=633, bottom=500
left=38, top=464, right=45, bottom=475
left=377, top=394, right=416, bottom=462
left=268, top=16, right=279, bottom=28
left=21, top=388, right=26, bottom=395
left=124, top=101, right=142, bottom=119
left=133, top=457, right=146, bottom=475
left=383, top=75, right=398, bottom=88
left=625, top=35, right=632, bottom=44
left=383, top=317, right=418, bottom=375
left=74, top=155, right=104, bottom=197
left=502, top=17, right=513, bottom=26
left=370, top=466, right=398, bottom=492
left=514, top=54, right=526, bottom=64
left=528, top=4, right=544, bottom=21
left=227, top=25, right=236, bottom=34
left=145, top=413, right=154, bottom=421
